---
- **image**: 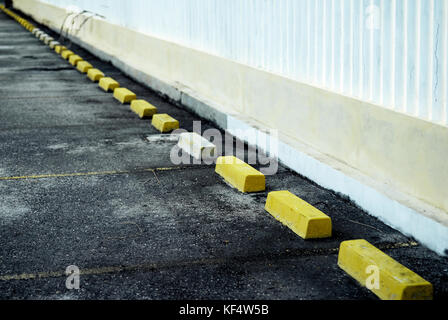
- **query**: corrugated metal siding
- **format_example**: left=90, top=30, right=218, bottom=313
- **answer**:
left=42, top=0, right=448, bottom=126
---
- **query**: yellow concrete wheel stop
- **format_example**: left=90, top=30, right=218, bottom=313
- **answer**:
left=87, top=68, right=105, bottom=82
left=69, top=54, right=83, bottom=66
left=98, top=77, right=120, bottom=92
left=151, top=114, right=179, bottom=133
left=130, top=100, right=157, bottom=118
left=338, top=239, right=433, bottom=300
left=113, top=88, right=137, bottom=104
left=215, top=156, right=265, bottom=193
left=55, top=45, right=67, bottom=54
left=265, top=191, right=332, bottom=239
left=61, top=50, right=74, bottom=60
left=76, top=61, right=93, bottom=73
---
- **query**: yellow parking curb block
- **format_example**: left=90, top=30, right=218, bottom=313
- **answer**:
left=265, top=191, right=332, bottom=239
left=338, top=239, right=433, bottom=300
left=178, top=132, right=216, bottom=160
left=87, top=68, right=104, bottom=82
left=76, top=61, right=93, bottom=73
left=55, top=45, right=67, bottom=54
left=130, top=100, right=157, bottom=118
left=113, top=88, right=137, bottom=104
left=61, top=50, right=74, bottom=60
left=151, top=114, right=179, bottom=133
left=215, top=156, right=265, bottom=193
left=98, top=77, right=120, bottom=92
left=69, top=54, right=83, bottom=66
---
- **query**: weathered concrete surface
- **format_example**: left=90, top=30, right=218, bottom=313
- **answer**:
left=0, top=10, right=447, bottom=301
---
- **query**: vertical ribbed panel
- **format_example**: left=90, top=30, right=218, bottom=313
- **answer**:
left=43, top=0, right=448, bottom=126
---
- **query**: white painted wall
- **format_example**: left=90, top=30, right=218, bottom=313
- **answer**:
left=41, top=0, right=448, bottom=126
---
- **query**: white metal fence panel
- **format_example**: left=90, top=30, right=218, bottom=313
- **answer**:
left=41, top=0, right=448, bottom=126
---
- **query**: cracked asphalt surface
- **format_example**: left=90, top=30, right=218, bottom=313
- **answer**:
left=1, top=8, right=448, bottom=300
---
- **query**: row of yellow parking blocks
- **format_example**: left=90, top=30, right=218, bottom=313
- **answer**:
left=0, top=5, right=35, bottom=31
left=0, top=5, right=434, bottom=300
left=57, top=46, right=179, bottom=133
left=0, top=5, right=180, bottom=134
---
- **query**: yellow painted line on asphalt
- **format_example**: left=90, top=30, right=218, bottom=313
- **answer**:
left=0, top=241, right=419, bottom=282
left=0, top=258, right=225, bottom=282
left=0, top=170, right=131, bottom=181
left=0, top=167, right=189, bottom=181
left=0, top=94, right=107, bottom=101
left=0, top=265, right=144, bottom=281
left=377, top=241, right=420, bottom=250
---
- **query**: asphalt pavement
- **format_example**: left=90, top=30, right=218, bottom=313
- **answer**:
left=0, top=9, right=447, bottom=300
